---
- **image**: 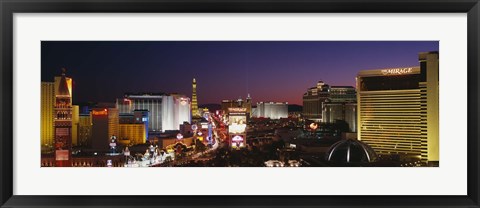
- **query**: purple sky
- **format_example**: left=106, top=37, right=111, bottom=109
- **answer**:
left=41, top=41, right=438, bottom=105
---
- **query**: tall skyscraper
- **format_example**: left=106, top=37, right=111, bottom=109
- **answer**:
left=116, top=93, right=191, bottom=132
left=41, top=82, right=55, bottom=152
left=54, top=69, right=72, bottom=167
left=191, top=78, right=200, bottom=118
left=356, top=51, right=439, bottom=165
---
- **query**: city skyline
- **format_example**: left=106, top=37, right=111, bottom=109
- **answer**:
left=41, top=41, right=439, bottom=105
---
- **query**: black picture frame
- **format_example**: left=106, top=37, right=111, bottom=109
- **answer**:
left=1, top=0, right=479, bottom=207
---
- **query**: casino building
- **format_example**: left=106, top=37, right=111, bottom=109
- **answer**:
left=253, top=102, right=288, bottom=119
left=116, top=93, right=191, bottom=132
left=356, top=51, right=439, bottom=165
left=227, top=107, right=248, bottom=149
left=303, top=82, right=357, bottom=122
left=221, top=94, right=252, bottom=116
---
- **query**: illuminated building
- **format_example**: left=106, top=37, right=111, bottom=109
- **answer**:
left=191, top=78, right=201, bottom=118
left=41, top=82, right=55, bottom=151
left=303, top=81, right=329, bottom=121
left=71, top=105, right=79, bottom=146
left=221, top=94, right=252, bottom=116
left=329, top=86, right=357, bottom=103
left=303, top=82, right=357, bottom=122
left=171, top=94, right=191, bottom=130
left=322, top=102, right=357, bottom=132
left=117, top=93, right=162, bottom=131
left=134, top=110, right=149, bottom=139
left=108, top=108, right=119, bottom=142
left=118, top=111, right=148, bottom=145
left=118, top=123, right=146, bottom=145
left=42, top=75, right=80, bottom=151
left=54, top=75, right=72, bottom=104
left=227, top=107, right=248, bottom=149
left=356, top=51, right=439, bottom=165
left=253, top=102, right=288, bottom=119
left=54, top=69, right=72, bottom=167
left=116, top=93, right=191, bottom=132
left=91, top=107, right=119, bottom=151
left=161, top=94, right=191, bottom=131
left=78, top=114, right=92, bottom=147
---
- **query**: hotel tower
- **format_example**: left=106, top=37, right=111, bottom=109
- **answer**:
left=41, top=82, right=55, bottom=151
left=356, top=51, right=439, bottom=166
left=54, top=69, right=73, bottom=167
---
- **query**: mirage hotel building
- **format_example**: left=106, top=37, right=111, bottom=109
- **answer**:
left=356, top=51, right=439, bottom=166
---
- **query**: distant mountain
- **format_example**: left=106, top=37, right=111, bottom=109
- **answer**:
left=199, top=104, right=222, bottom=112
left=288, top=104, right=303, bottom=112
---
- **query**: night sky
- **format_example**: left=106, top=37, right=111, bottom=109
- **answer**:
left=41, top=41, right=438, bottom=105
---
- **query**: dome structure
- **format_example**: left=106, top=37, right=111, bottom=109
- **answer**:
left=325, top=139, right=377, bottom=164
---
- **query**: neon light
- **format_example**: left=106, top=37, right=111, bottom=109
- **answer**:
left=232, top=135, right=244, bottom=141
left=92, top=110, right=108, bottom=116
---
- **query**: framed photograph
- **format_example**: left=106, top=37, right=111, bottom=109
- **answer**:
left=1, top=0, right=479, bottom=207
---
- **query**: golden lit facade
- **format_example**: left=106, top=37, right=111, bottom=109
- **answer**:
left=41, top=82, right=55, bottom=151
left=54, top=70, right=73, bottom=167
left=78, top=114, right=92, bottom=147
left=119, top=123, right=147, bottom=145
left=43, top=76, right=75, bottom=152
left=54, top=76, right=72, bottom=103
left=191, top=78, right=201, bottom=117
left=108, top=108, right=119, bottom=139
left=71, top=105, right=79, bottom=146
left=356, top=51, right=439, bottom=165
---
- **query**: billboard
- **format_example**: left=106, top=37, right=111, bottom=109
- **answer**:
left=231, top=135, right=245, bottom=148
left=228, top=115, right=246, bottom=134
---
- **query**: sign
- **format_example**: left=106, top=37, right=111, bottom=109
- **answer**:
left=381, top=67, right=413, bottom=75
left=231, top=135, right=245, bottom=148
left=228, top=107, right=247, bottom=112
left=92, top=109, right=108, bottom=116
left=55, top=150, right=69, bottom=161
left=231, top=135, right=244, bottom=142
